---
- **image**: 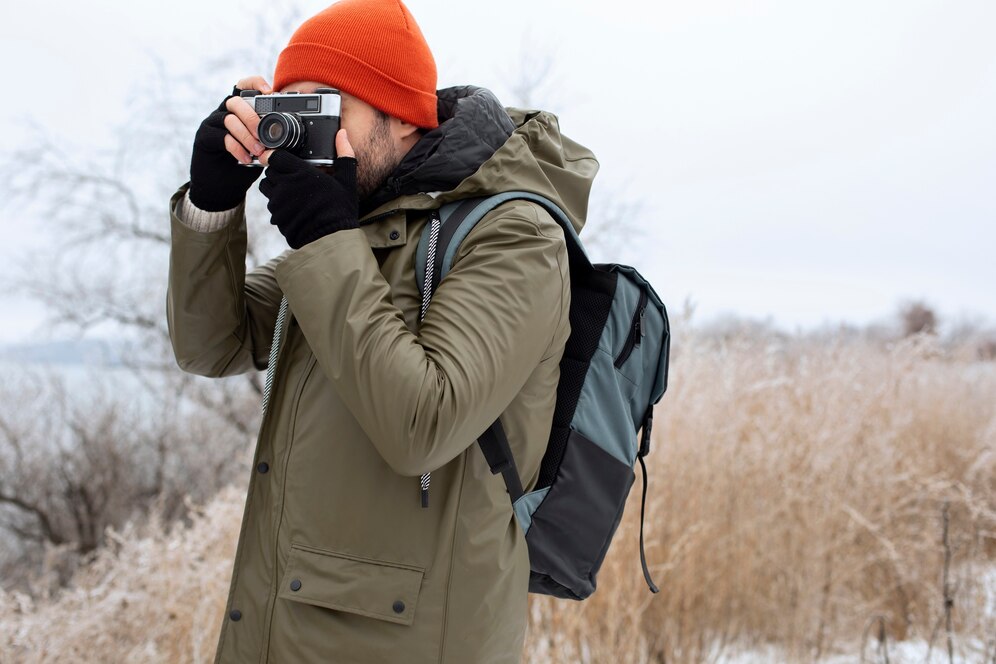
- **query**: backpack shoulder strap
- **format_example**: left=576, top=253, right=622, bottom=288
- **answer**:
left=415, top=192, right=591, bottom=296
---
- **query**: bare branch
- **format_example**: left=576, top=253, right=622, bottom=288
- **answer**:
left=0, top=488, right=67, bottom=547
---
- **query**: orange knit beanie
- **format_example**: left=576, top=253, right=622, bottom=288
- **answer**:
left=272, top=0, right=439, bottom=129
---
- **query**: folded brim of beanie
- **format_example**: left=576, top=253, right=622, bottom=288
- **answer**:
left=274, top=42, right=439, bottom=129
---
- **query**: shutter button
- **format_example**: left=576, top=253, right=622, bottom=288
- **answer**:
left=290, top=579, right=302, bottom=591
left=389, top=230, right=400, bottom=240
left=392, top=600, right=405, bottom=613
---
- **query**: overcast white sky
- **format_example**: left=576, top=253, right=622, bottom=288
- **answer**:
left=2, top=0, right=994, bottom=343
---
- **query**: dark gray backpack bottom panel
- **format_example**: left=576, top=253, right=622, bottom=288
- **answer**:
left=526, top=428, right=635, bottom=600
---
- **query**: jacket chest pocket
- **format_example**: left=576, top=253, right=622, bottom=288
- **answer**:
left=278, top=542, right=425, bottom=626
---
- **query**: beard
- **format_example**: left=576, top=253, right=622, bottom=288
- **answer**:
left=353, top=114, right=400, bottom=202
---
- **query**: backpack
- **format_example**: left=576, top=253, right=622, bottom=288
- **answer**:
left=414, top=192, right=671, bottom=600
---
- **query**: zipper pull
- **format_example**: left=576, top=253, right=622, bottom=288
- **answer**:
left=639, top=406, right=653, bottom=457
left=635, top=306, right=646, bottom=346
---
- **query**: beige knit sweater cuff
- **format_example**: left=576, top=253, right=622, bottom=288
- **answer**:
left=175, top=190, right=242, bottom=232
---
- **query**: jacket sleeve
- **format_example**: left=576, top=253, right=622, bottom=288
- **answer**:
left=273, top=204, right=569, bottom=477
left=166, top=183, right=289, bottom=377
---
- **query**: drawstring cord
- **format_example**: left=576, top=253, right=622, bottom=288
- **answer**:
left=417, top=211, right=441, bottom=508
left=261, top=296, right=290, bottom=418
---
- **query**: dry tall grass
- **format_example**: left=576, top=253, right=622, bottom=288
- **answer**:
left=2, top=327, right=994, bottom=662
left=0, top=480, right=244, bottom=663
left=525, top=328, right=996, bottom=663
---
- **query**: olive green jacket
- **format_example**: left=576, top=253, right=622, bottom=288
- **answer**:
left=167, top=86, right=597, bottom=663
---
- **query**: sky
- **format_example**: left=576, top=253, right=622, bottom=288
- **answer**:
left=2, top=0, right=994, bottom=343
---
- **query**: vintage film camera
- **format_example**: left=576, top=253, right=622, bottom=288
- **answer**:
left=240, top=88, right=341, bottom=166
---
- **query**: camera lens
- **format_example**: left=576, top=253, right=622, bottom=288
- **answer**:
left=264, top=121, right=284, bottom=143
left=258, top=112, right=306, bottom=150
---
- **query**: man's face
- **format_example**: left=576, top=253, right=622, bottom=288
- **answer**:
left=278, top=80, right=408, bottom=201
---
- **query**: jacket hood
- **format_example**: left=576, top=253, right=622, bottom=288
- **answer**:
left=360, top=85, right=598, bottom=235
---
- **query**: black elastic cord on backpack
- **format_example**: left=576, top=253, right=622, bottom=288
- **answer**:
left=478, top=420, right=524, bottom=502
left=638, top=406, right=660, bottom=593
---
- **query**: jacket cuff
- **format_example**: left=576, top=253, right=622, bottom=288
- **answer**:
left=175, top=187, right=242, bottom=232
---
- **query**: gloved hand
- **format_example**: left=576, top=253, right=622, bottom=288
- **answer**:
left=258, top=149, right=360, bottom=250
left=188, top=86, right=265, bottom=211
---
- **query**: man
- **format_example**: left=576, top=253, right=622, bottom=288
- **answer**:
left=166, top=0, right=597, bottom=661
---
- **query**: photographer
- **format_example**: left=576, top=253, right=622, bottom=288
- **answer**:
left=166, top=0, right=596, bottom=661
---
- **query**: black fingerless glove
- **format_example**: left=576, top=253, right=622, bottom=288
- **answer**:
left=188, top=86, right=263, bottom=212
left=258, top=150, right=359, bottom=250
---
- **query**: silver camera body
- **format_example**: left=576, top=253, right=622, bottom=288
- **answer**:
left=240, top=88, right=342, bottom=166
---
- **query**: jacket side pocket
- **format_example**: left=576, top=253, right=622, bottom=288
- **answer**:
left=277, top=543, right=425, bottom=626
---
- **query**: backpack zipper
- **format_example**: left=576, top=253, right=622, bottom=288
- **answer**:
left=614, top=289, right=648, bottom=369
